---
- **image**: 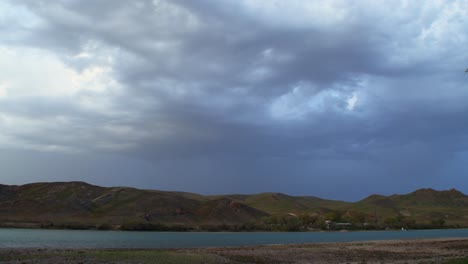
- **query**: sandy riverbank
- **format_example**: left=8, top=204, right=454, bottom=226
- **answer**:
left=0, top=238, right=467, bottom=263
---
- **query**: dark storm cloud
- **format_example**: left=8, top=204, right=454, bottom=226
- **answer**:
left=14, top=0, right=383, bottom=93
left=1, top=0, right=467, bottom=199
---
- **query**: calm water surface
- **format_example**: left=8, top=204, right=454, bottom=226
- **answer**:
left=1, top=228, right=468, bottom=248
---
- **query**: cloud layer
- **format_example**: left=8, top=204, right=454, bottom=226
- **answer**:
left=0, top=0, right=467, bottom=200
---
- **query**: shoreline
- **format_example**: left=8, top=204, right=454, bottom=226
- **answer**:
left=1, top=238, right=467, bottom=263
left=1, top=218, right=466, bottom=232
left=1, top=223, right=466, bottom=232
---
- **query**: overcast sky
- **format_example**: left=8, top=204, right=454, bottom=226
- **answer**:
left=0, top=0, right=467, bottom=201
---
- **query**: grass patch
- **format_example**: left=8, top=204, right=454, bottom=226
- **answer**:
left=220, top=254, right=275, bottom=264
left=64, top=250, right=225, bottom=264
left=0, top=250, right=55, bottom=262
left=444, top=258, right=468, bottom=264
left=0, top=249, right=226, bottom=264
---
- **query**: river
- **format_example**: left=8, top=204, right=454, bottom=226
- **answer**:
left=1, top=228, right=467, bottom=248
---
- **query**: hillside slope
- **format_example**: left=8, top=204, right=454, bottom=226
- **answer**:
left=0, top=182, right=467, bottom=229
left=352, top=188, right=468, bottom=225
left=0, top=182, right=266, bottom=228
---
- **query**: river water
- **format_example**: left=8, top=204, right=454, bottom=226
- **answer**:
left=1, top=228, right=467, bottom=248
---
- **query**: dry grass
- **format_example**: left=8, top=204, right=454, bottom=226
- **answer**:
left=1, top=238, right=467, bottom=264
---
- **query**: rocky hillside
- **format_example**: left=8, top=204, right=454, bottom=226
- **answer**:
left=352, top=188, right=468, bottom=224
left=0, top=182, right=467, bottom=230
left=0, top=182, right=266, bottom=228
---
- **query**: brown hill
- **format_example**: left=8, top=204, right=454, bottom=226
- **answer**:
left=353, top=188, right=468, bottom=225
left=0, top=182, right=265, bottom=228
left=1, top=181, right=467, bottom=230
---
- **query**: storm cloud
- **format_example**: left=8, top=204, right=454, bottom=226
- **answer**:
left=0, top=0, right=467, bottom=200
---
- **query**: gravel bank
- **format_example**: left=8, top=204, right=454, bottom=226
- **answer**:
left=0, top=238, right=467, bottom=263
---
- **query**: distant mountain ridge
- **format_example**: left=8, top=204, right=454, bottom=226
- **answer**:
left=1, top=182, right=467, bottom=230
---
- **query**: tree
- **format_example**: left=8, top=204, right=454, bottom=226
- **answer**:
left=325, top=211, right=340, bottom=222
left=299, top=214, right=316, bottom=226
left=431, top=218, right=445, bottom=228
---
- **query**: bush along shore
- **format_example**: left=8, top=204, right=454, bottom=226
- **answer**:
left=0, top=214, right=463, bottom=232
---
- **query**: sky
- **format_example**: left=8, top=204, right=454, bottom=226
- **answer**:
left=0, top=0, right=467, bottom=201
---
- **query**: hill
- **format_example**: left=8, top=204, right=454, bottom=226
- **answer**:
left=352, top=188, right=468, bottom=227
left=0, top=182, right=467, bottom=231
left=0, top=182, right=266, bottom=230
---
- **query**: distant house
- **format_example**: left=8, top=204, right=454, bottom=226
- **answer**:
left=325, top=220, right=352, bottom=229
left=335, top=222, right=352, bottom=227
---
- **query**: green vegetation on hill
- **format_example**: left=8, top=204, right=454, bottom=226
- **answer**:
left=238, top=192, right=349, bottom=215
left=0, top=182, right=467, bottom=231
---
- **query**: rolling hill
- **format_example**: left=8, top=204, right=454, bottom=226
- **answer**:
left=352, top=188, right=468, bottom=225
left=0, top=182, right=467, bottom=230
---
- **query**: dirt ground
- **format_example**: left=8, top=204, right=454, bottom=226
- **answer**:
left=0, top=238, right=467, bottom=263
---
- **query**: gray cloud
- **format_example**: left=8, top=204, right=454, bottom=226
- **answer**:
left=0, top=0, right=467, bottom=200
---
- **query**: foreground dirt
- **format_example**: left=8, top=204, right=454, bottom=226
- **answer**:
left=0, top=238, right=467, bottom=264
